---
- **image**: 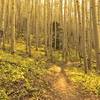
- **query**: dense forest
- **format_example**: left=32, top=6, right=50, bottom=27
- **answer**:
left=0, top=0, right=100, bottom=100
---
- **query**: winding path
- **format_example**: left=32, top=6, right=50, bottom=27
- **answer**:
left=47, top=64, right=99, bottom=100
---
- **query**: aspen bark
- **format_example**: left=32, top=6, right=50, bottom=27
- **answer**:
left=11, top=0, right=16, bottom=53
left=91, top=0, right=100, bottom=72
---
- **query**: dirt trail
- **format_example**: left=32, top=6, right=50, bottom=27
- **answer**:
left=47, top=64, right=99, bottom=100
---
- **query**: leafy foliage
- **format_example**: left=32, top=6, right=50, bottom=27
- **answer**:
left=0, top=44, right=50, bottom=99
left=65, top=67, right=100, bottom=95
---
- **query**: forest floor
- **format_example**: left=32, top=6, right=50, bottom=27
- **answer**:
left=0, top=43, right=100, bottom=100
left=46, top=64, right=100, bottom=100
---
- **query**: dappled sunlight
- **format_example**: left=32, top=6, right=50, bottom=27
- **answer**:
left=48, top=65, right=62, bottom=73
left=52, top=74, right=70, bottom=93
left=47, top=65, right=80, bottom=99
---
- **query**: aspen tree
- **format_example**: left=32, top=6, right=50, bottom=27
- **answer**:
left=35, top=0, right=39, bottom=50
left=98, top=0, right=100, bottom=22
left=11, top=0, right=16, bottom=53
left=86, top=0, right=92, bottom=70
left=8, top=0, right=11, bottom=44
left=0, top=0, right=3, bottom=29
left=76, top=0, right=85, bottom=66
left=25, top=0, right=32, bottom=55
left=44, top=0, right=48, bottom=56
left=74, top=0, right=79, bottom=58
left=81, top=0, right=88, bottom=73
left=16, top=0, right=21, bottom=33
left=47, top=0, right=51, bottom=59
left=54, top=0, right=57, bottom=50
left=63, top=0, right=68, bottom=62
left=49, top=0, right=53, bottom=60
left=2, top=0, right=7, bottom=49
left=0, top=0, right=2, bottom=20
left=91, top=0, right=100, bottom=72
left=27, top=0, right=31, bottom=56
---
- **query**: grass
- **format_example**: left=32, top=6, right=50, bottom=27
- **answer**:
left=0, top=43, right=50, bottom=100
left=65, top=67, right=100, bottom=96
left=0, top=43, right=100, bottom=99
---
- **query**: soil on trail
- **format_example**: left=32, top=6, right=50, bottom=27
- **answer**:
left=47, top=64, right=99, bottom=100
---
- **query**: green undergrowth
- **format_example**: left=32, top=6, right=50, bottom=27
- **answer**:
left=65, top=67, right=100, bottom=96
left=0, top=45, right=51, bottom=100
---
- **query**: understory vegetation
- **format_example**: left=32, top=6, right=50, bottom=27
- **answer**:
left=65, top=67, right=100, bottom=96
left=0, top=44, right=100, bottom=100
left=0, top=44, right=50, bottom=100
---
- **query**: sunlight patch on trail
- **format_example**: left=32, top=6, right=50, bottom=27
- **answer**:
left=52, top=74, right=69, bottom=93
left=48, top=64, right=76, bottom=95
left=47, top=64, right=99, bottom=100
left=48, top=64, right=61, bottom=73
